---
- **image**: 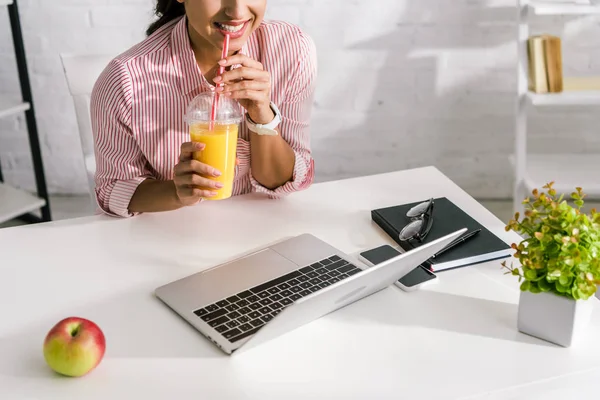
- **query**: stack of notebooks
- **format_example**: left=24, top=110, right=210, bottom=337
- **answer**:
left=371, top=197, right=512, bottom=272
left=527, top=34, right=563, bottom=93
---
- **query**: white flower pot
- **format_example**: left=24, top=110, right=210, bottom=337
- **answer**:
left=517, top=290, right=595, bottom=347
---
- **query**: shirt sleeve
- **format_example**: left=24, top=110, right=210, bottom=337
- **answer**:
left=249, top=30, right=317, bottom=198
left=90, top=58, right=151, bottom=218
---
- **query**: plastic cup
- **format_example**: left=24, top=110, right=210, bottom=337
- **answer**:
left=185, top=91, right=243, bottom=200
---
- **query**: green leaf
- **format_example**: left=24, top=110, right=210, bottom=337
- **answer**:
left=525, top=269, right=537, bottom=280
left=520, top=280, right=531, bottom=291
left=538, top=278, right=551, bottom=292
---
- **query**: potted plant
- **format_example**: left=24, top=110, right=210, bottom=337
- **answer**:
left=502, top=182, right=600, bottom=347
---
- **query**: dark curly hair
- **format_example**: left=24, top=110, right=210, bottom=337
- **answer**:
left=146, top=0, right=186, bottom=36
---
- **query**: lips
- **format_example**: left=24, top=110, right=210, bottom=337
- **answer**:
left=213, top=20, right=250, bottom=39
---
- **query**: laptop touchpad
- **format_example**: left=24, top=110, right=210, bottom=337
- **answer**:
left=173, top=248, right=300, bottom=310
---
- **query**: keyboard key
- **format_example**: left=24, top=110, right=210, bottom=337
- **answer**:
left=215, top=324, right=228, bottom=333
left=278, top=282, right=290, bottom=290
left=280, top=298, right=293, bottom=306
left=320, top=273, right=332, bottom=280
left=249, top=303, right=261, bottom=310
left=216, top=300, right=229, bottom=308
left=309, top=286, right=320, bottom=293
left=321, top=258, right=333, bottom=265
left=230, top=326, right=262, bottom=343
left=250, top=319, right=263, bottom=328
left=280, top=289, right=293, bottom=297
left=258, top=291, right=270, bottom=299
left=290, top=294, right=302, bottom=301
left=238, top=315, right=250, bottom=323
left=290, top=286, right=302, bottom=293
left=237, top=299, right=249, bottom=307
left=297, top=275, right=309, bottom=283
left=309, top=278, right=322, bottom=285
left=227, top=311, right=241, bottom=320
left=226, top=320, right=240, bottom=329
left=226, top=295, right=241, bottom=303
left=347, top=268, right=361, bottom=276
left=259, top=298, right=273, bottom=306
left=269, top=293, right=283, bottom=301
left=200, top=308, right=227, bottom=322
left=299, top=266, right=314, bottom=274
left=269, top=302, right=283, bottom=310
left=249, top=270, right=302, bottom=294
left=339, top=274, right=349, bottom=279
left=258, top=307, right=272, bottom=314
left=247, top=295, right=259, bottom=303
left=239, top=323, right=254, bottom=332
left=319, top=281, right=331, bottom=288
left=299, top=289, right=312, bottom=297
left=339, top=264, right=358, bottom=274
left=328, top=277, right=340, bottom=284
left=205, top=304, right=219, bottom=312
left=307, top=271, right=319, bottom=278
left=329, top=270, right=341, bottom=277
left=225, top=304, right=239, bottom=312
left=310, top=262, right=323, bottom=268
left=316, top=268, right=328, bottom=275
left=288, top=278, right=300, bottom=286
left=208, top=316, right=229, bottom=327
left=238, top=307, right=251, bottom=315
left=223, top=328, right=241, bottom=339
left=271, top=309, right=282, bottom=317
left=238, top=291, right=253, bottom=299
left=249, top=311, right=261, bottom=319
left=193, top=308, right=208, bottom=317
left=261, top=314, right=273, bottom=323
left=267, top=287, right=280, bottom=295
left=329, top=255, right=341, bottom=262
left=325, top=260, right=347, bottom=271
left=300, top=282, right=312, bottom=289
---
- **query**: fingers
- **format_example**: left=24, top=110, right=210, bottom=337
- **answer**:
left=177, top=173, right=224, bottom=190
left=175, top=159, right=221, bottom=177
left=224, top=90, right=267, bottom=102
left=215, top=67, right=269, bottom=84
left=218, top=54, right=263, bottom=70
left=180, top=142, right=204, bottom=162
left=217, top=79, right=268, bottom=95
left=178, top=187, right=218, bottom=199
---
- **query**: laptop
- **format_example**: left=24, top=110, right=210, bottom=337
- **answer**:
left=154, top=228, right=466, bottom=355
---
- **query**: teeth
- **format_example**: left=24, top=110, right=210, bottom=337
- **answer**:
left=216, top=22, right=244, bottom=32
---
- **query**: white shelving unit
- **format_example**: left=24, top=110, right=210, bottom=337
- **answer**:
left=514, top=0, right=600, bottom=213
left=0, top=0, right=50, bottom=225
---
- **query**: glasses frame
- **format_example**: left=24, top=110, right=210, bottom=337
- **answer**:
left=398, top=198, right=435, bottom=243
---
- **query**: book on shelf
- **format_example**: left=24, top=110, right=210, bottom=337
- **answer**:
left=527, top=34, right=563, bottom=93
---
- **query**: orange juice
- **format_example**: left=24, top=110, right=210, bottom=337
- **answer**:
left=190, top=122, right=238, bottom=200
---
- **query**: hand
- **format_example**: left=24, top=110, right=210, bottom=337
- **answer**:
left=173, top=142, right=223, bottom=205
left=213, top=54, right=275, bottom=124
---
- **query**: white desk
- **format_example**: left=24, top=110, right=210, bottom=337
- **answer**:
left=1, top=166, right=600, bottom=399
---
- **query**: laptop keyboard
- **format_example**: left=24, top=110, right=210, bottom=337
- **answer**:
left=193, top=254, right=362, bottom=343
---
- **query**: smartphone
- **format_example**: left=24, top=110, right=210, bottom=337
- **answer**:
left=358, top=244, right=437, bottom=291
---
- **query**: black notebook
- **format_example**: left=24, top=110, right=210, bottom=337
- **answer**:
left=371, top=197, right=512, bottom=272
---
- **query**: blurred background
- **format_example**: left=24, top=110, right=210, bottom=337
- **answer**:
left=1, top=0, right=599, bottom=227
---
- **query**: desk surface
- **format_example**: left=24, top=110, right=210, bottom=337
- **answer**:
left=1, top=166, right=600, bottom=399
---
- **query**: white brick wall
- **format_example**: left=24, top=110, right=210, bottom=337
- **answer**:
left=0, top=0, right=599, bottom=198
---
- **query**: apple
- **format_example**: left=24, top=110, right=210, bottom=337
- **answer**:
left=43, top=317, right=106, bottom=377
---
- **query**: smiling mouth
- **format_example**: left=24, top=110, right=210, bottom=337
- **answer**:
left=213, top=21, right=248, bottom=33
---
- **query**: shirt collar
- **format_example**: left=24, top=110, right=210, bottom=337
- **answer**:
left=171, top=16, right=252, bottom=96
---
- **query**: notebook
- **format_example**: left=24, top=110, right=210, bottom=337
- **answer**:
left=371, top=197, right=512, bottom=272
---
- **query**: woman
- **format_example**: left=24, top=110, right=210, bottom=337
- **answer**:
left=90, top=0, right=317, bottom=218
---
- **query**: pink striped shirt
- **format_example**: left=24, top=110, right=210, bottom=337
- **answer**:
left=90, top=16, right=317, bottom=217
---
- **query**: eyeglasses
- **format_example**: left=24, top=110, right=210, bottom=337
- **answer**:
left=399, top=198, right=434, bottom=243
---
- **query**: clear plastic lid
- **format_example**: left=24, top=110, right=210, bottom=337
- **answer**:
left=185, top=91, right=243, bottom=125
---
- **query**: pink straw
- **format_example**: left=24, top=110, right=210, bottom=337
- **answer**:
left=209, top=34, right=230, bottom=130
